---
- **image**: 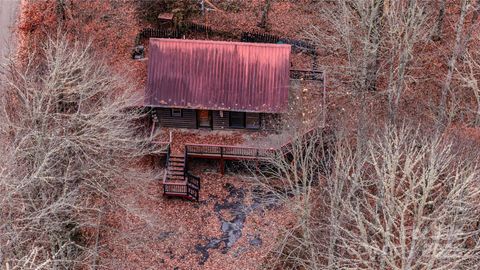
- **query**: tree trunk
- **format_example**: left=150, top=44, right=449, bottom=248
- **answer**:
left=258, top=0, right=271, bottom=30
left=365, top=0, right=385, bottom=92
left=437, top=0, right=470, bottom=131
left=460, top=0, right=480, bottom=56
left=387, top=0, right=423, bottom=124
left=56, top=0, right=66, bottom=23
left=432, top=0, right=447, bottom=41
left=476, top=95, right=480, bottom=126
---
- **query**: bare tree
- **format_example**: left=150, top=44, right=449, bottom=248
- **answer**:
left=252, top=128, right=331, bottom=270
left=460, top=0, right=480, bottom=56
left=437, top=0, right=471, bottom=131
left=257, top=125, right=480, bottom=269
left=384, top=0, right=428, bottom=123
left=309, top=0, right=430, bottom=127
left=325, top=125, right=480, bottom=269
left=456, top=49, right=480, bottom=126
left=0, top=36, right=155, bottom=269
left=310, top=0, right=388, bottom=93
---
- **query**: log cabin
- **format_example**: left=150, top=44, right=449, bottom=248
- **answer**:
left=144, top=38, right=291, bottom=131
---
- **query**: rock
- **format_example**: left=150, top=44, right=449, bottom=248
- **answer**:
left=158, top=231, right=174, bottom=241
left=206, top=239, right=222, bottom=249
left=249, top=236, right=263, bottom=247
left=227, top=229, right=242, bottom=248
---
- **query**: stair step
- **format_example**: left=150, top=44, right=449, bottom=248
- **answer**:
left=169, top=164, right=185, bottom=167
left=167, top=171, right=184, bottom=175
left=164, top=182, right=186, bottom=186
left=164, top=177, right=186, bottom=182
left=168, top=163, right=185, bottom=169
left=170, top=155, right=184, bottom=159
left=168, top=163, right=184, bottom=166
left=168, top=173, right=183, bottom=177
left=168, top=171, right=183, bottom=175
left=167, top=175, right=184, bottom=179
left=168, top=172, right=184, bottom=175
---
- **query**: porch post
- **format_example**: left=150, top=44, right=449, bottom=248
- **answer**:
left=220, top=159, right=225, bottom=175
left=220, top=147, right=225, bottom=175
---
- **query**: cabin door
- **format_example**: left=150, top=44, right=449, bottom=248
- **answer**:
left=197, top=110, right=212, bottom=128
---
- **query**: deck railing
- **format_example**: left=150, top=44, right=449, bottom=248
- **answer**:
left=186, top=172, right=200, bottom=201
left=161, top=128, right=319, bottom=201
left=158, top=131, right=172, bottom=184
left=185, top=144, right=276, bottom=159
left=163, top=168, right=200, bottom=201
left=185, top=128, right=317, bottom=160
left=163, top=182, right=187, bottom=194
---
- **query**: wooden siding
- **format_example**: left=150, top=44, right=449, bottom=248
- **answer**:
left=212, top=111, right=230, bottom=130
left=155, top=108, right=280, bottom=131
left=157, top=108, right=197, bottom=129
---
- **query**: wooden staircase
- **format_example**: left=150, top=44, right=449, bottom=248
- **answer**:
left=163, top=152, right=200, bottom=201
left=166, top=155, right=185, bottom=182
left=156, top=128, right=319, bottom=202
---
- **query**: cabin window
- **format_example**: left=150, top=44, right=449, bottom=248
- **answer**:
left=229, top=112, right=246, bottom=128
left=246, top=113, right=260, bottom=129
left=171, top=108, right=182, bottom=117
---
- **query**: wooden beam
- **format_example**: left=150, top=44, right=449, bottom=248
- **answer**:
left=220, top=158, right=225, bottom=175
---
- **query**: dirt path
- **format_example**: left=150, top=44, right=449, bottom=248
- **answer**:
left=0, top=0, right=20, bottom=62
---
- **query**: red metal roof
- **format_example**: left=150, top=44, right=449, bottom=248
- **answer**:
left=145, top=38, right=291, bottom=113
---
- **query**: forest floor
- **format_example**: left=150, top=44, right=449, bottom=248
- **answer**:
left=99, top=163, right=292, bottom=270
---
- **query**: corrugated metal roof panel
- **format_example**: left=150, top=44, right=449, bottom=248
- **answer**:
left=145, top=38, right=291, bottom=113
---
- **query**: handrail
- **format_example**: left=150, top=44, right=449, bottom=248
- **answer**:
left=162, top=144, right=171, bottom=184
left=184, top=128, right=316, bottom=158
left=162, top=131, right=173, bottom=183
left=163, top=128, right=318, bottom=201
left=185, top=143, right=275, bottom=151
left=183, top=148, right=188, bottom=177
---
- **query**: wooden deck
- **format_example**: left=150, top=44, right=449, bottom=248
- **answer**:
left=154, top=128, right=318, bottom=201
left=185, top=144, right=275, bottom=160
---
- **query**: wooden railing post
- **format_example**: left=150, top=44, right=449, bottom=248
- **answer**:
left=220, top=147, right=225, bottom=175
left=184, top=146, right=188, bottom=178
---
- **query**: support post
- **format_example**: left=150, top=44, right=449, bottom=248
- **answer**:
left=220, top=147, right=225, bottom=175
left=220, top=159, right=225, bottom=175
